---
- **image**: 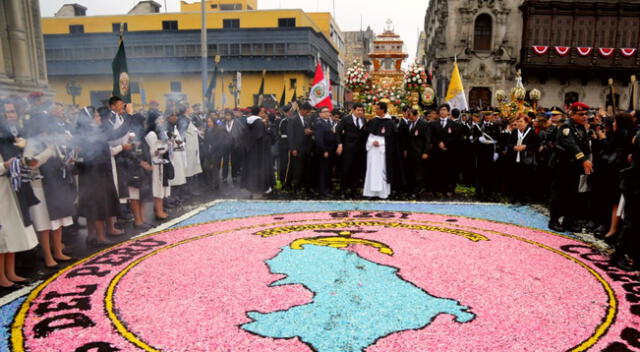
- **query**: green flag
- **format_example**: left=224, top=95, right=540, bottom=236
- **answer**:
left=205, top=65, right=218, bottom=109
left=279, top=83, right=286, bottom=107
left=112, top=38, right=131, bottom=103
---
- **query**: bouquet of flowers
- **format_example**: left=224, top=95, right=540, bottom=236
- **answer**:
left=363, top=85, right=405, bottom=106
left=403, top=60, right=427, bottom=92
left=344, top=60, right=369, bottom=92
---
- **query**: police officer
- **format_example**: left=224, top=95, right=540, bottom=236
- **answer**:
left=548, top=102, right=594, bottom=232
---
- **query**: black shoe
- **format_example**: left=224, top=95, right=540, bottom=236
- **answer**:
left=134, top=223, right=153, bottom=231
left=44, top=263, right=60, bottom=270
left=0, top=284, right=21, bottom=294
left=564, top=223, right=582, bottom=233
left=604, top=233, right=619, bottom=246
left=594, top=225, right=608, bottom=237
left=548, top=221, right=565, bottom=232
left=13, top=278, right=37, bottom=287
left=117, top=214, right=135, bottom=223
left=583, top=221, right=597, bottom=232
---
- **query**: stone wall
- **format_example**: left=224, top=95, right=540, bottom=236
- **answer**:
left=0, top=0, right=50, bottom=97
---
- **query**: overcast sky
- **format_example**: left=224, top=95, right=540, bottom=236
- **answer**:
left=39, top=0, right=428, bottom=63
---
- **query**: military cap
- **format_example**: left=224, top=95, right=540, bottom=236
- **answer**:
left=570, top=102, right=590, bottom=112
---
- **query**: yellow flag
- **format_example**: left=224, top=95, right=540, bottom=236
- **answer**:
left=445, top=61, right=468, bottom=111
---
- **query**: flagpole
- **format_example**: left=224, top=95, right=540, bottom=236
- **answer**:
left=201, top=0, right=208, bottom=113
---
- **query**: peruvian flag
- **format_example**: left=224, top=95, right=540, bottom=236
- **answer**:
left=309, top=62, right=332, bottom=110
left=554, top=46, right=570, bottom=56
left=576, top=47, right=593, bottom=56
left=599, top=48, right=615, bottom=57
left=620, top=48, right=638, bottom=57
left=532, top=45, right=549, bottom=55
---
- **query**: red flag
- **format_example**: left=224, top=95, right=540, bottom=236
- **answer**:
left=309, top=62, right=332, bottom=110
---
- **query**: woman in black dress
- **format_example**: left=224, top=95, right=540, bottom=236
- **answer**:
left=74, top=107, right=121, bottom=246
left=506, top=114, right=538, bottom=203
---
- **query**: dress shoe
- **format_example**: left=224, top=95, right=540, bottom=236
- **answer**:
left=13, top=278, right=37, bottom=287
left=54, top=256, right=75, bottom=263
left=44, top=263, right=60, bottom=270
left=134, top=223, right=153, bottom=231
left=548, top=221, right=565, bottom=232
left=564, top=223, right=583, bottom=233
left=594, top=225, right=608, bottom=237
left=94, top=239, right=116, bottom=248
left=0, top=284, right=21, bottom=293
left=604, top=233, right=619, bottom=246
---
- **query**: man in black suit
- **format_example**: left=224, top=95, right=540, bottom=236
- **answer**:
left=314, top=107, right=338, bottom=197
left=221, top=109, right=245, bottom=184
left=429, top=103, right=463, bottom=196
left=286, top=102, right=313, bottom=194
left=397, top=106, right=412, bottom=196
left=335, top=103, right=367, bottom=197
left=403, top=108, right=431, bottom=197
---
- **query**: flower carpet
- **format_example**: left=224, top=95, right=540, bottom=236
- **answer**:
left=1, top=200, right=639, bottom=351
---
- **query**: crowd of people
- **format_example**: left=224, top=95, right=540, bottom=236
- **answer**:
left=1, top=91, right=640, bottom=293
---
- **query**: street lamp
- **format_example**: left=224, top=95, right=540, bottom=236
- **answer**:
left=65, top=81, right=82, bottom=106
left=228, top=77, right=239, bottom=109
left=211, top=55, right=221, bottom=110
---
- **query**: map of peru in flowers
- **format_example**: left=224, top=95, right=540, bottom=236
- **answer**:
left=242, top=244, right=475, bottom=352
left=3, top=206, right=639, bottom=351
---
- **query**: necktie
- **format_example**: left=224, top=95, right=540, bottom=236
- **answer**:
left=441, top=120, right=446, bottom=128
left=410, top=121, right=415, bottom=131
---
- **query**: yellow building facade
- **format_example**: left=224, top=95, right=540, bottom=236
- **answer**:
left=42, top=1, right=344, bottom=109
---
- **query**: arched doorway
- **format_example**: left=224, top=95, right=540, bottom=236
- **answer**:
left=469, top=87, right=492, bottom=110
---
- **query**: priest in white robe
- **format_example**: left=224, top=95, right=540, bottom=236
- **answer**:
left=363, top=102, right=404, bottom=199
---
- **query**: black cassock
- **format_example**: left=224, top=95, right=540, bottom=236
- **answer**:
left=75, top=126, right=121, bottom=222
left=241, top=118, right=274, bottom=193
left=366, top=117, right=405, bottom=187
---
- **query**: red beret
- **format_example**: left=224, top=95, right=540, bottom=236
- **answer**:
left=570, top=102, right=590, bottom=112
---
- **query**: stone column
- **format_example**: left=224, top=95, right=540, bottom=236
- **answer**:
left=0, top=37, right=8, bottom=80
left=5, top=0, right=32, bottom=82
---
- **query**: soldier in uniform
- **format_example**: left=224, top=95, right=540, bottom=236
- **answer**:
left=548, top=102, right=594, bottom=232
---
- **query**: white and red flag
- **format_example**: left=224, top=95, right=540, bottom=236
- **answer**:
left=309, top=62, right=333, bottom=110
left=599, top=48, right=615, bottom=57
left=620, top=48, right=637, bottom=57
left=576, top=47, right=593, bottom=56
left=532, top=45, right=549, bottom=55
left=554, top=46, right=570, bottom=56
